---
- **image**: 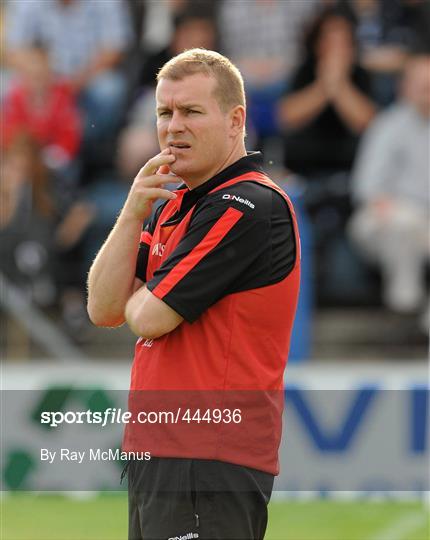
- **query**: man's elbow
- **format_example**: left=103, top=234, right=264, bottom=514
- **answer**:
left=139, top=327, right=165, bottom=340
left=127, top=317, right=166, bottom=340
left=125, top=308, right=170, bottom=340
left=87, top=299, right=124, bottom=328
left=125, top=291, right=184, bottom=338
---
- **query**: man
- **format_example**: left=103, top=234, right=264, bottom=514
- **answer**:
left=87, top=49, right=300, bottom=540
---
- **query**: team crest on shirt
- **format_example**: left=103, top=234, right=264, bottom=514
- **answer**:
left=152, top=243, right=165, bottom=256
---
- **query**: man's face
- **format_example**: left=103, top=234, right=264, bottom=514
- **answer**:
left=156, top=73, right=234, bottom=185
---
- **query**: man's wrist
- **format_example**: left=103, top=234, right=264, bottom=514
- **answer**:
left=117, top=209, right=146, bottom=230
left=118, top=205, right=148, bottom=226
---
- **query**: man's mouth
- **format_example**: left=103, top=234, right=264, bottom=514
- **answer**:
left=169, top=143, right=191, bottom=149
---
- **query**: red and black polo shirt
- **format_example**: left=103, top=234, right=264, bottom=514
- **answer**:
left=125, top=152, right=300, bottom=475
left=136, top=152, right=296, bottom=320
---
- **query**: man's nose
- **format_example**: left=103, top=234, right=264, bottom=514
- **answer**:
left=167, top=111, right=185, bottom=133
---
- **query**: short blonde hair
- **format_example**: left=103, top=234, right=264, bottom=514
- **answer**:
left=157, top=48, right=246, bottom=113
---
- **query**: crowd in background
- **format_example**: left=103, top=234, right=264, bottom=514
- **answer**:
left=1, top=0, right=429, bottom=342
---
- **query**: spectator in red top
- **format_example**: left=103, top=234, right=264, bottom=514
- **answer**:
left=5, top=0, right=133, bottom=168
left=2, top=44, right=82, bottom=170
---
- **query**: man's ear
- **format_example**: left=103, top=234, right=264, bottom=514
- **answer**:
left=229, top=105, right=246, bottom=135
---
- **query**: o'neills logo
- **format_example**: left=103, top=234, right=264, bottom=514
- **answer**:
left=168, top=533, right=199, bottom=540
left=222, top=193, right=255, bottom=209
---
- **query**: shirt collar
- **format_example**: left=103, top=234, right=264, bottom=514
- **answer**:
left=188, top=151, right=264, bottom=197
left=163, top=152, right=264, bottom=225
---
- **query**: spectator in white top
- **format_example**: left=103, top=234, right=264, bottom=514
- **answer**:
left=349, top=52, right=430, bottom=328
left=5, top=0, right=133, bottom=145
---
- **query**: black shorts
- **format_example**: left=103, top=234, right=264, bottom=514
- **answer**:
left=127, top=457, right=274, bottom=540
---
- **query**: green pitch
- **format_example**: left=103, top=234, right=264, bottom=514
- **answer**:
left=1, top=494, right=428, bottom=540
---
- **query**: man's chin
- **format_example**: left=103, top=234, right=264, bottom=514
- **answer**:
left=170, top=162, right=192, bottom=180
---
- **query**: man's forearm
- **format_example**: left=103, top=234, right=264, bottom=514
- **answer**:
left=87, top=148, right=179, bottom=326
left=87, top=212, right=142, bottom=327
left=125, top=285, right=184, bottom=339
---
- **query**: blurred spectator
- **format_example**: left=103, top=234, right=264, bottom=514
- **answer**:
left=118, top=4, right=218, bottom=179
left=137, top=4, right=218, bottom=90
left=1, top=135, right=58, bottom=306
left=338, top=0, right=430, bottom=105
left=277, top=6, right=377, bottom=303
left=137, top=0, right=195, bottom=54
left=5, top=0, right=133, bottom=148
left=349, top=53, right=430, bottom=328
left=385, top=0, right=430, bottom=52
left=0, top=133, right=95, bottom=335
left=219, top=0, right=318, bottom=147
left=340, top=0, right=407, bottom=67
left=0, top=1, right=14, bottom=101
left=1, top=44, right=82, bottom=202
left=278, top=6, right=377, bottom=177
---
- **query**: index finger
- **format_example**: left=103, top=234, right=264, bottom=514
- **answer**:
left=138, top=151, right=175, bottom=178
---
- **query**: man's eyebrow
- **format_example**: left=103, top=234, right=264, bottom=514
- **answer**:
left=178, top=103, right=203, bottom=109
left=156, top=103, right=203, bottom=112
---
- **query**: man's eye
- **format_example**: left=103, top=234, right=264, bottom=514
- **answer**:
left=188, top=110, right=201, bottom=114
left=159, top=111, right=171, bottom=117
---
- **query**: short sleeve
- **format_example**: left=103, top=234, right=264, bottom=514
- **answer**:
left=146, top=195, right=271, bottom=323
